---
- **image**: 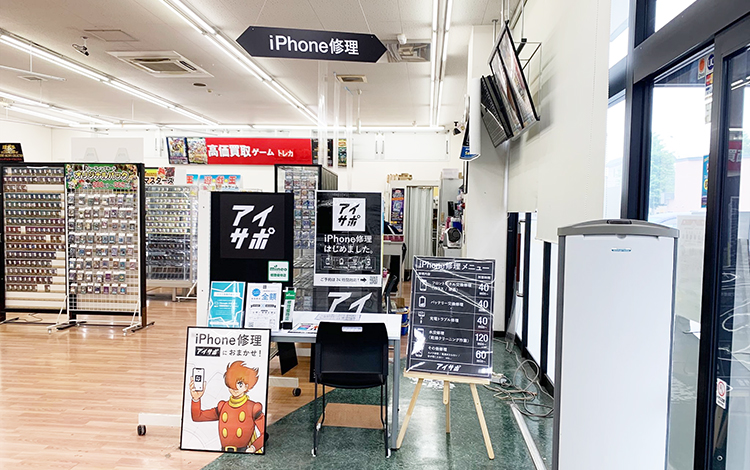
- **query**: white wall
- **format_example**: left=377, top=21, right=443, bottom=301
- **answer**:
left=507, top=0, right=611, bottom=242
left=45, top=127, right=462, bottom=194
left=0, top=120, right=53, bottom=161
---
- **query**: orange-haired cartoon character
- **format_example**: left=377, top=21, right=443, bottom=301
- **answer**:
left=190, top=361, right=266, bottom=453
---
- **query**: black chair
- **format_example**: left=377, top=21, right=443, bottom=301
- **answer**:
left=312, top=322, right=390, bottom=458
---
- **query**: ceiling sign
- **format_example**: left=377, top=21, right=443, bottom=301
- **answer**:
left=236, top=26, right=386, bottom=63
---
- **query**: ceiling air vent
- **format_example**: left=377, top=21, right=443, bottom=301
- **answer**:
left=107, top=51, right=213, bottom=78
left=336, top=74, right=367, bottom=84
left=385, top=42, right=430, bottom=63
left=84, top=29, right=138, bottom=42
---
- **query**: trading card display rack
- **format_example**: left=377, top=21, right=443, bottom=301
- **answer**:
left=2, top=164, right=67, bottom=313
left=274, top=164, right=338, bottom=311
left=145, top=185, right=198, bottom=298
left=0, top=163, right=149, bottom=333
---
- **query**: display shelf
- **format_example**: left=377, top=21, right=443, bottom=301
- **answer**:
left=274, top=164, right=338, bottom=312
left=64, top=164, right=143, bottom=315
left=2, top=166, right=67, bottom=311
left=145, top=185, right=198, bottom=292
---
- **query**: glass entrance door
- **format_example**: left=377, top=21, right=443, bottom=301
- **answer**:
left=710, top=41, right=750, bottom=470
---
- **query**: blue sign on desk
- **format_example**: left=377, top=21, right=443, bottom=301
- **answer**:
left=208, top=281, right=246, bottom=328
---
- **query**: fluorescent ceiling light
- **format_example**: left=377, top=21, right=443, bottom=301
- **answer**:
left=253, top=124, right=445, bottom=133
left=171, top=106, right=216, bottom=125
left=204, top=34, right=262, bottom=80
left=0, top=90, right=49, bottom=108
left=156, top=0, right=205, bottom=34
left=6, top=105, right=80, bottom=125
left=106, top=81, right=174, bottom=109
left=445, top=0, right=453, bottom=31
left=432, top=0, right=439, bottom=32
left=54, top=108, right=114, bottom=126
left=441, top=31, right=450, bottom=69
left=0, top=35, right=108, bottom=82
left=213, top=34, right=269, bottom=81
left=167, top=0, right=216, bottom=34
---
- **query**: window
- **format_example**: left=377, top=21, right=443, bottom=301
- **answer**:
left=653, top=0, right=699, bottom=32
left=648, top=48, right=713, bottom=470
left=609, top=0, right=629, bottom=67
left=604, top=96, right=626, bottom=218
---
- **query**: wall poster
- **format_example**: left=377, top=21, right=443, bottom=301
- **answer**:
left=181, top=327, right=270, bottom=454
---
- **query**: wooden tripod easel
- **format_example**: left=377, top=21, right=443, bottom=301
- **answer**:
left=396, top=371, right=494, bottom=459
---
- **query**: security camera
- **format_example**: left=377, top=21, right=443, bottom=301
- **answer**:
left=73, top=37, right=89, bottom=56
left=452, top=121, right=462, bottom=135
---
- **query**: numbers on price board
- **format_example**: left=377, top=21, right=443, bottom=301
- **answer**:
left=475, top=350, right=489, bottom=360
left=477, top=316, right=489, bottom=327
left=478, top=282, right=490, bottom=292
left=478, top=299, right=490, bottom=310
left=475, top=333, right=489, bottom=343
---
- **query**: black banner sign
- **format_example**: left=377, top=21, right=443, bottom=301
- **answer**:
left=406, top=257, right=496, bottom=379
left=313, top=191, right=382, bottom=313
left=219, top=193, right=286, bottom=260
left=237, top=26, right=386, bottom=63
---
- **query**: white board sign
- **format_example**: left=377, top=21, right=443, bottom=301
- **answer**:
left=181, top=327, right=270, bottom=454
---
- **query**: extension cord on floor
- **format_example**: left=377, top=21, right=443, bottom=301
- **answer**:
left=491, top=373, right=510, bottom=386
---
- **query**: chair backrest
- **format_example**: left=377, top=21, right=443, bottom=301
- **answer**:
left=315, top=322, right=389, bottom=378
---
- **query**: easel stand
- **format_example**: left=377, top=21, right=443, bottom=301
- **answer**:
left=396, top=371, right=494, bottom=460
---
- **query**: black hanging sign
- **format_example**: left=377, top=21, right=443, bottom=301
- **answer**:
left=236, top=26, right=386, bottom=63
left=405, top=257, right=496, bottom=379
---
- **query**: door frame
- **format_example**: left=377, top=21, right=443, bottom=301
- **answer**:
left=694, top=14, right=750, bottom=469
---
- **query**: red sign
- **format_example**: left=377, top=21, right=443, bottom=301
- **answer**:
left=205, top=138, right=312, bottom=165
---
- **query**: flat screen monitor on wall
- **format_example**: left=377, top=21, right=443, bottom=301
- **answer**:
left=480, top=76, right=510, bottom=147
left=488, top=24, right=540, bottom=136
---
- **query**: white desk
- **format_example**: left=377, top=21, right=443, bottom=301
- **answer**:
left=280, top=312, right=402, bottom=449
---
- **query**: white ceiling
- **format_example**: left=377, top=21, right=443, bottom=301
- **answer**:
left=0, top=0, right=513, bottom=128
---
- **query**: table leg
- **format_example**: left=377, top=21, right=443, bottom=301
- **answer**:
left=391, top=337, right=400, bottom=449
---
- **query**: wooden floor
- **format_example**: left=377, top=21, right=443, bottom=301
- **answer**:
left=0, top=295, right=322, bottom=470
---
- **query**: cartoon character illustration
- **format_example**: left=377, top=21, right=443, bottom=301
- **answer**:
left=190, top=361, right=266, bottom=453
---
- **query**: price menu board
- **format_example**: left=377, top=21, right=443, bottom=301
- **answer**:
left=406, top=256, right=495, bottom=379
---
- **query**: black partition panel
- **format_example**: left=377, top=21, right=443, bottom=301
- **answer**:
left=209, top=191, right=294, bottom=290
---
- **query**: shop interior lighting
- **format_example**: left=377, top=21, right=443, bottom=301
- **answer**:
left=106, top=81, right=174, bottom=109
left=431, top=0, right=453, bottom=126
left=252, top=124, right=445, bottom=133
left=0, top=90, right=50, bottom=108
left=170, top=106, right=217, bottom=126
left=6, top=105, right=81, bottom=126
left=0, top=30, right=219, bottom=125
left=157, top=0, right=214, bottom=34
left=0, top=34, right=108, bottom=82
left=152, top=0, right=316, bottom=123
left=55, top=108, right=114, bottom=126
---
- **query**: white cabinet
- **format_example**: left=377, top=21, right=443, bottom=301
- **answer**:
left=351, top=133, right=449, bottom=162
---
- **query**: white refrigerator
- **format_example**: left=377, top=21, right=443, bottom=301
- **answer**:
left=553, top=219, right=678, bottom=470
